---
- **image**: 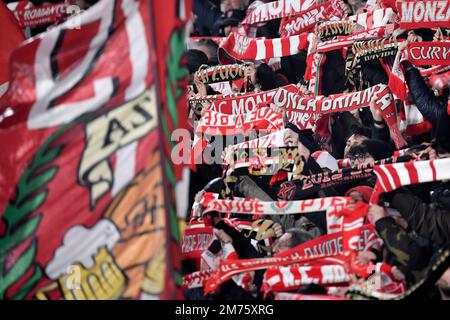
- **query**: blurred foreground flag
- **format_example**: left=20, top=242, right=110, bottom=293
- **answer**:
left=0, top=0, right=188, bottom=300
left=0, top=1, right=24, bottom=98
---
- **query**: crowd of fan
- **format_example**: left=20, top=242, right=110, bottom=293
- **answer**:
left=184, top=0, right=450, bottom=300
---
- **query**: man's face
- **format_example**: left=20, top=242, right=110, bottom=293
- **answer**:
left=231, top=0, right=244, bottom=10
left=224, top=25, right=233, bottom=36
left=221, top=0, right=232, bottom=12
left=344, top=134, right=368, bottom=158
left=349, top=191, right=364, bottom=202
left=353, top=153, right=375, bottom=167
left=272, top=233, right=292, bottom=254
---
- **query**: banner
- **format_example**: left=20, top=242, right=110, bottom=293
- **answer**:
left=0, top=0, right=188, bottom=300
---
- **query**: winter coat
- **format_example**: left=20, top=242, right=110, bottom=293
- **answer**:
left=375, top=216, right=434, bottom=285
left=193, top=0, right=222, bottom=36
left=385, top=186, right=450, bottom=247
left=402, top=61, right=449, bottom=128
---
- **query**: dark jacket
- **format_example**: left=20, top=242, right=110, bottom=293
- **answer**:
left=375, top=216, right=434, bottom=285
left=402, top=61, right=449, bottom=128
left=385, top=188, right=450, bottom=247
left=193, top=0, right=223, bottom=36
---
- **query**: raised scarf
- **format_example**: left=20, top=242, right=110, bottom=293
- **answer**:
left=371, top=157, right=450, bottom=203
left=316, top=27, right=388, bottom=53
left=194, top=64, right=246, bottom=84
left=225, top=146, right=300, bottom=177
left=240, top=0, right=316, bottom=25
left=203, top=221, right=382, bottom=293
left=345, top=37, right=399, bottom=87
left=346, top=7, right=398, bottom=29
left=279, top=0, right=350, bottom=37
left=407, top=42, right=450, bottom=66
left=198, top=193, right=350, bottom=216
left=396, top=0, right=450, bottom=30
left=195, top=107, right=284, bottom=136
left=206, top=84, right=299, bottom=115
left=317, top=20, right=354, bottom=41
left=262, top=265, right=351, bottom=294
left=272, top=84, right=407, bottom=148
left=223, top=129, right=289, bottom=161
left=11, top=1, right=67, bottom=28
left=275, top=292, right=349, bottom=300
left=218, top=31, right=309, bottom=64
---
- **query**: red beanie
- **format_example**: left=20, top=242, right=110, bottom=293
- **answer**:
left=345, top=186, right=374, bottom=203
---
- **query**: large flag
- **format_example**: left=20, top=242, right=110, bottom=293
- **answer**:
left=0, top=0, right=188, bottom=300
left=0, top=1, right=25, bottom=98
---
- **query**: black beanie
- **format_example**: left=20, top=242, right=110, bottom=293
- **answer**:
left=187, top=49, right=208, bottom=74
left=361, top=139, right=395, bottom=161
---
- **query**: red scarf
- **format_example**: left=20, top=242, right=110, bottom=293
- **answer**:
left=207, top=84, right=299, bottom=114
left=241, top=0, right=316, bottom=25
left=195, top=107, right=284, bottom=136
left=279, top=0, right=350, bottom=37
left=316, top=27, right=388, bottom=53
left=11, top=1, right=67, bottom=28
left=397, top=0, right=450, bottom=29
left=407, top=42, right=450, bottom=66
left=273, top=84, right=407, bottom=148
left=277, top=224, right=381, bottom=260
left=262, top=264, right=351, bottom=294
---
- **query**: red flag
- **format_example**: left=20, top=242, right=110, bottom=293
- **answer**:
left=0, top=1, right=24, bottom=97
left=0, top=0, right=188, bottom=300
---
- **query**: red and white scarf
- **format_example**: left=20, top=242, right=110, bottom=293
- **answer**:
left=396, top=0, right=450, bottom=29
left=218, top=31, right=309, bottom=64
left=223, top=129, right=289, bottom=162
left=204, top=252, right=345, bottom=294
left=316, top=26, right=388, bottom=53
left=184, top=224, right=382, bottom=291
left=240, top=0, right=316, bottom=25
left=195, top=107, right=284, bottom=136
left=262, top=264, right=351, bottom=294
left=277, top=224, right=382, bottom=259
left=263, top=261, right=405, bottom=296
left=273, top=84, right=407, bottom=148
left=407, top=42, right=450, bottom=66
left=207, top=84, right=299, bottom=114
left=371, top=158, right=450, bottom=203
left=199, top=193, right=350, bottom=216
left=346, top=7, right=398, bottom=29
left=275, top=292, right=349, bottom=300
left=279, top=0, right=350, bottom=37
left=10, top=1, right=68, bottom=28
